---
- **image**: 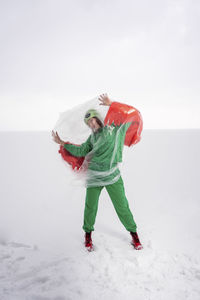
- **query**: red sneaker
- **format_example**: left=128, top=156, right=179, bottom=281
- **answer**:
left=85, top=232, right=93, bottom=251
left=130, top=232, right=143, bottom=250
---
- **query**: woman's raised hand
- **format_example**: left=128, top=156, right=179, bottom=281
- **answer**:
left=52, top=130, right=65, bottom=146
left=98, top=94, right=112, bottom=106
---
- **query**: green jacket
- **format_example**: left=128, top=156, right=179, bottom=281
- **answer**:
left=64, top=122, right=131, bottom=186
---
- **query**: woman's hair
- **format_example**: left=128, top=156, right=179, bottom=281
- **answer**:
left=94, top=117, right=104, bottom=128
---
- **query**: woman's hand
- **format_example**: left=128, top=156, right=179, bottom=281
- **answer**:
left=52, top=130, right=65, bottom=146
left=98, top=93, right=112, bottom=106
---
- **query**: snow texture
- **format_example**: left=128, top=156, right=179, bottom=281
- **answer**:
left=0, top=130, right=200, bottom=300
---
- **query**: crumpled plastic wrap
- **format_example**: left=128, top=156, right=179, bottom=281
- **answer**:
left=53, top=96, right=143, bottom=187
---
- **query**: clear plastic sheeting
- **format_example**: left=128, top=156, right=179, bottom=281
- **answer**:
left=53, top=96, right=143, bottom=187
left=53, top=97, right=109, bottom=144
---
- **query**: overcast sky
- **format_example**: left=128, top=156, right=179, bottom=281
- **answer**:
left=0, top=0, right=200, bottom=130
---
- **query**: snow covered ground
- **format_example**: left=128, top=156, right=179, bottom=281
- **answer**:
left=0, top=130, right=200, bottom=300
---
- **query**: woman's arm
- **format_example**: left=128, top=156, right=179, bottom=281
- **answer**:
left=64, top=136, right=92, bottom=157
left=52, top=130, right=92, bottom=157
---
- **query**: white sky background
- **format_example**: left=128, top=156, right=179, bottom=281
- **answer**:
left=0, top=0, right=200, bottom=130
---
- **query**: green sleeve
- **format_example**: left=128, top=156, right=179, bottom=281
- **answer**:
left=64, top=135, right=92, bottom=157
left=124, top=121, right=132, bottom=132
left=114, top=121, right=132, bottom=134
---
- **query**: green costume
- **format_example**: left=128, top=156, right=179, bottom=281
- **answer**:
left=64, top=122, right=137, bottom=233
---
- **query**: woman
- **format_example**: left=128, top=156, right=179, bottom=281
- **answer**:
left=52, top=94, right=143, bottom=251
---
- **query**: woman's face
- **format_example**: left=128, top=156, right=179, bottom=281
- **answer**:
left=88, top=118, right=101, bottom=132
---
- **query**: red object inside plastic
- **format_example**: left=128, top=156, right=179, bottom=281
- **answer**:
left=58, top=144, right=85, bottom=170
left=104, top=102, right=143, bottom=146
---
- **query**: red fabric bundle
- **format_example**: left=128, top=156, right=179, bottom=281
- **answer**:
left=104, top=102, right=143, bottom=146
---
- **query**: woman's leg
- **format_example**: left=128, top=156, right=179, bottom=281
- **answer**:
left=105, top=176, right=137, bottom=232
left=83, top=185, right=103, bottom=233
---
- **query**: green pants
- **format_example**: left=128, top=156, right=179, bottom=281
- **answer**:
left=83, top=176, right=137, bottom=233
